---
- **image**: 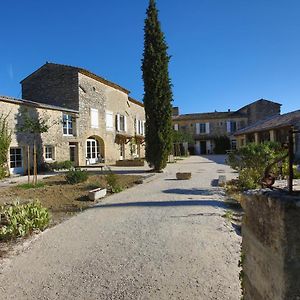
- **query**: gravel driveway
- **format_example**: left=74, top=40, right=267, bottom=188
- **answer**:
left=0, top=155, right=241, bottom=300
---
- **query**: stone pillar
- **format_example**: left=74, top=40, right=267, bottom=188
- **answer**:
left=241, top=190, right=300, bottom=300
left=269, top=130, right=276, bottom=142
left=254, top=132, right=259, bottom=144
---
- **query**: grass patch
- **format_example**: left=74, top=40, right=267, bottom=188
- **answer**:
left=17, top=182, right=45, bottom=189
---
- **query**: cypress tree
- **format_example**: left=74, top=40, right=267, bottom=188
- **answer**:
left=142, top=0, right=173, bottom=171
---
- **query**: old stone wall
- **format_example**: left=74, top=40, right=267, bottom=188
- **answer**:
left=22, top=64, right=79, bottom=110
left=0, top=99, right=79, bottom=171
left=241, top=190, right=300, bottom=300
left=77, top=73, right=145, bottom=164
left=242, top=100, right=281, bottom=125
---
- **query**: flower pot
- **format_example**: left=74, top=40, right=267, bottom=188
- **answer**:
left=88, top=188, right=107, bottom=201
left=176, top=172, right=191, bottom=180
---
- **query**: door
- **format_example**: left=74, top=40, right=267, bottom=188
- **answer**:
left=69, top=143, right=78, bottom=165
left=86, top=138, right=99, bottom=164
left=200, top=141, right=207, bottom=154
left=9, top=147, right=24, bottom=175
left=120, top=143, right=125, bottom=160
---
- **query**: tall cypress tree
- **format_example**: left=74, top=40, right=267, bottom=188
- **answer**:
left=142, top=0, right=173, bottom=171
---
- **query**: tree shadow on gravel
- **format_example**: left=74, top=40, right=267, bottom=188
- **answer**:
left=162, top=188, right=222, bottom=196
left=92, top=199, right=228, bottom=209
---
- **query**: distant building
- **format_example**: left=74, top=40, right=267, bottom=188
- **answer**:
left=235, top=110, right=300, bottom=160
left=172, top=99, right=281, bottom=155
left=1, top=63, right=145, bottom=175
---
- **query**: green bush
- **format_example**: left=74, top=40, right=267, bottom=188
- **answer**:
left=65, top=168, right=88, bottom=184
left=104, top=168, right=123, bottom=193
left=46, top=160, right=74, bottom=171
left=17, top=182, right=45, bottom=189
left=226, top=142, right=288, bottom=190
left=0, top=200, right=50, bottom=240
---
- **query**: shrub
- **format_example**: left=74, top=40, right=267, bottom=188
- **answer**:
left=65, top=168, right=88, bottom=184
left=46, top=160, right=74, bottom=171
left=104, top=168, right=123, bottom=193
left=226, top=142, right=288, bottom=190
left=17, top=182, right=45, bottom=189
left=0, top=200, right=50, bottom=240
left=0, top=114, right=11, bottom=179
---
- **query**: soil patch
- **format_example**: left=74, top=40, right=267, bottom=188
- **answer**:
left=0, top=173, right=142, bottom=258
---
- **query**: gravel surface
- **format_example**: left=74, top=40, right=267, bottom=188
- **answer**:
left=0, top=155, right=241, bottom=300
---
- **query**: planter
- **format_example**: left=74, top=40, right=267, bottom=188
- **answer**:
left=176, top=172, right=192, bottom=180
left=116, top=159, right=144, bottom=167
left=88, top=188, right=107, bottom=201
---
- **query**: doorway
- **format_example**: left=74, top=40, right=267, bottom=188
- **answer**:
left=200, top=141, right=207, bottom=154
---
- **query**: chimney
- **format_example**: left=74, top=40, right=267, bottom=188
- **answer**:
left=172, top=107, right=179, bottom=116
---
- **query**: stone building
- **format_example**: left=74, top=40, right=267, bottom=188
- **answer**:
left=172, top=99, right=281, bottom=155
left=1, top=63, right=145, bottom=175
left=235, top=110, right=300, bottom=160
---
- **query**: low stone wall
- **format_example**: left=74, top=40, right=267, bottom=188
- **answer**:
left=115, top=159, right=144, bottom=167
left=241, top=190, right=300, bottom=300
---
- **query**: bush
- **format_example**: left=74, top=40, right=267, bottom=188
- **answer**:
left=104, top=168, right=123, bottom=193
left=46, top=160, right=74, bottom=171
left=65, top=168, right=88, bottom=184
left=0, top=200, right=50, bottom=240
left=17, top=182, right=45, bottom=189
left=226, top=142, right=288, bottom=190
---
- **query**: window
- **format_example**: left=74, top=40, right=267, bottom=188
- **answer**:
left=174, top=124, right=179, bottom=131
left=106, top=111, right=114, bottom=131
left=10, top=148, right=22, bottom=168
left=116, top=114, right=127, bottom=132
left=63, top=114, right=73, bottom=135
left=199, top=123, right=206, bottom=133
left=44, top=145, right=54, bottom=160
left=91, top=108, right=99, bottom=128
left=136, top=119, right=145, bottom=135
left=231, top=140, right=237, bottom=150
left=227, top=121, right=237, bottom=133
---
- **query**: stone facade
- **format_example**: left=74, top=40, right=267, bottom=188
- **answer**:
left=241, top=190, right=300, bottom=300
left=172, top=99, right=280, bottom=154
left=1, top=63, right=145, bottom=174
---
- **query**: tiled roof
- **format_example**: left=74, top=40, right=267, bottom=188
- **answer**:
left=172, top=111, right=246, bottom=121
left=236, top=98, right=281, bottom=112
left=235, top=110, right=300, bottom=135
left=128, top=97, right=144, bottom=107
left=0, top=95, right=79, bottom=113
left=21, top=62, right=131, bottom=95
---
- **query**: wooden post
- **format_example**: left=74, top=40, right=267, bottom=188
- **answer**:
left=288, top=130, right=294, bottom=194
left=27, top=145, right=30, bottom=184
left=33, top=142, right=37, bottom=185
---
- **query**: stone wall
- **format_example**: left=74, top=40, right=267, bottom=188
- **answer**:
left=0, top=99, right=79, bottom=173
left=241, top=190, right=300, bottom=300
left=239, top=100, right=281, bottom=125
left=22, top=64, right=79, bottom=110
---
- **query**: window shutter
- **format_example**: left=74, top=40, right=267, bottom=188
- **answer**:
left=174, top=124, right=179, bottom=131
left=206, top=122, right=210, bottom=134
left=116, top=114, right=120, bottom=131
left=91, top=108, right=99, bottom=128
left=196, top=123, right=200, bottom=134
left=124, top=115, right=127, bottom=132
left=226, top=121, right=231, bottom=133
left=106, top=112, right=113, bottom=130
left=135, top=118, right=139, bottom=134
left=142, top=121, right=145, bottom=135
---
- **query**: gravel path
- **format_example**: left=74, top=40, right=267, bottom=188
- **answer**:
left=0, top=155, right=241, bottom=300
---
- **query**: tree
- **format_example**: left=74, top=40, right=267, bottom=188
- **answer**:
left=142, top=0, right=173, bottom=171
left=0, top=114, right=12, bottom=179
left=17, top=108, right=49, bottom=185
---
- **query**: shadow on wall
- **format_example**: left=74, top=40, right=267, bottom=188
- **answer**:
left=91, top=199, right=228, bottom=209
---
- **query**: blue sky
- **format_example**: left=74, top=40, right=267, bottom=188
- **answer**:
left=1, top=0, right=299, bottom=114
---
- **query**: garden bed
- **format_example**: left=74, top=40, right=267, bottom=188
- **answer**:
left=0, top=173, right=142, bottom=258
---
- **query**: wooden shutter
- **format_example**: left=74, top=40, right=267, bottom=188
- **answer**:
left=206, top=122, right=210, bottom=134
